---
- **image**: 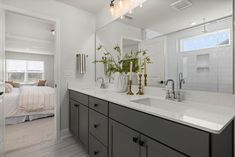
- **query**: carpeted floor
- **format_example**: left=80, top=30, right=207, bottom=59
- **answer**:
left=4, top=117, right=56, bottom=153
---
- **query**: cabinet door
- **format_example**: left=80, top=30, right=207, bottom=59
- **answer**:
left=109, top=120, right=140, bottom=157
left=70, top=100, right=89, bottom=150
left=70, top=100, right=79, bottom=137
left=140, top=135, right=187, bottom=157
left=78, top=104, right=89, bottom=150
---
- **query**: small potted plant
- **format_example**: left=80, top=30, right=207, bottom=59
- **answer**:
left=94, top=44, right=151, bottom=92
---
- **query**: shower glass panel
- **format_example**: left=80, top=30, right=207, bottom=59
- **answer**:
left=177, top=17, right=233, bottom=93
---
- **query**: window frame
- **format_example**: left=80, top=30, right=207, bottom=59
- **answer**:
left=179, top=29, right=231, bottom=53
left=6, top=59, right=45, bottom=83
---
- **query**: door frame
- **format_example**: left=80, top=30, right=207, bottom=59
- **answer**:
left=2, top=4, right=61, bottom=141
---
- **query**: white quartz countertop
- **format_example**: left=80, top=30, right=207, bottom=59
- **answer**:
left=68, top=84, right=235, bottom=134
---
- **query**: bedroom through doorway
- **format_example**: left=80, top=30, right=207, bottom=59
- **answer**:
left=3, top=10, right=58, bottom=153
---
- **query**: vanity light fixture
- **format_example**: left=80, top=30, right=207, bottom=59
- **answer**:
left=110, top=0, right=137, bottom=15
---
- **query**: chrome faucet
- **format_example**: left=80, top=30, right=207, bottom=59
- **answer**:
left=165, top=79, right=182, bottom=102
left=165, top=79, right=176, bottom=99
left=179, top=73, right=185, bottom=90
left=97, top=77, right=107, bottom=89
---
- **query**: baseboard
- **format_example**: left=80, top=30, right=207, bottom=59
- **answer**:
left=60, top=128, right=72, bottom=139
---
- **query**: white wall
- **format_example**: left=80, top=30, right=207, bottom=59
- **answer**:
left=5, top=51, right=54, bottom=87
left=96, top=0, right=147, bottom=29
left=3, top=0, right=96, bottom=130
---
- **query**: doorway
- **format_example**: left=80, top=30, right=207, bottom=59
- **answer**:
left=2, top=8, right=60, bottom=155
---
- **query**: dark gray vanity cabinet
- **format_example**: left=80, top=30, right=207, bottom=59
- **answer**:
left=109, top=120, right=140, bottom=157
left=89, top=97, right=109, bottom=157
left=109, top=103, right=209, bottom=157
left=69, top=100, right=79, bottom=137
left=69, top=90, right=234, bottom=157
left=140, top=136, right=187, bottom=157
left=69, top=91, right=89, bottom=151
left=109, top=120, right=186, bottom=157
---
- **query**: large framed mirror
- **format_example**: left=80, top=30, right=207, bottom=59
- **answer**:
left=95, top=0, right=233, bottom=94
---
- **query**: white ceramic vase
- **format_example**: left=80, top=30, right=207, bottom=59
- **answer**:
left=113, top=72, right=128, bottom=93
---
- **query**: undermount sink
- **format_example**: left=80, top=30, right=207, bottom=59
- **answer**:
left=131, top=97, right=183, bottom=109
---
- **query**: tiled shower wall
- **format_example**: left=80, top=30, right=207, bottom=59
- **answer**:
left=166, top=17, right=233, bottom=93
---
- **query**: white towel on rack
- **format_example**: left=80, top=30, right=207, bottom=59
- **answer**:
left=77, top=53, right=87, bottom=74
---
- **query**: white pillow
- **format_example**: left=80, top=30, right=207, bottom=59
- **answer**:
left=5, top=83, right=13, bottom=93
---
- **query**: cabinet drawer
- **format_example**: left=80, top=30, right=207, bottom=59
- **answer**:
left=89, top=97, right=108, bottom=115
left=69, top=90, right=88, bottom=106
left=109, top=103, right=209, bottom=157
left=89, top=134, right=107, bottom=157
left=89, top=109, right=108, bottom=146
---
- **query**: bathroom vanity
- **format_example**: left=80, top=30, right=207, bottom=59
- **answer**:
left=68, top=87, right=234, bottom=157
left=68, top=0, right=235, bottom=156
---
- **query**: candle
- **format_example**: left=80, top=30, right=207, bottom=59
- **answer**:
left=130, top=61, right=133, bottom=80
left=144, top=58, right=147, bottom=75
left=138, top=57, right=141, bottom=73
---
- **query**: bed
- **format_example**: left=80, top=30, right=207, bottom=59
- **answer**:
left=4, top=86, right=55, bottom=125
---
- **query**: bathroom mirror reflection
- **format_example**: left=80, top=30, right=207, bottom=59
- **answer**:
left=95, top=0, right=233, bottom=94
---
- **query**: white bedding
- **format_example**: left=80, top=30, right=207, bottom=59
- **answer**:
left=4, top=86, right=55, bottom=118
left=19, top=86, right=54, bottom=112
left=4, top=88, right=20, bottom=117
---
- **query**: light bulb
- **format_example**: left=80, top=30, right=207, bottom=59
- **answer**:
left=140, top=4, right=143, bottom=8
left=120, top=15, right=124, bottom=19
left=119, top=0, right=123, bottom=8
left=110, top=7, right=114, bottom=15
left=129, top=10, right=133, bottom=14
left=51, top=29, right=56, bottom=36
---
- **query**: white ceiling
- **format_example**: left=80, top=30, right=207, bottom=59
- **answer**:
left=56, top=0, right=107, bottom=13
left=118, top=0, right=232, bottom=35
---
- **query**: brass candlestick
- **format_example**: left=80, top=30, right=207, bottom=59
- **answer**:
left=144, top=74, right=148, bottom=86
left=136, top=74, right=144, bottom=95
left=127, top=80, right=134, bottom=95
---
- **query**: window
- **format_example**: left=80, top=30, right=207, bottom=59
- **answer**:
left=6, top=60, right=44, bottom=83
left=180, top=29, right=230, bottom=52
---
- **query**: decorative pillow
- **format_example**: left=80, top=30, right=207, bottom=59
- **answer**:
left=38, top=80, right=47, bottom=86
left=5, top=81, right=14, bottom=87
left=13, top=82, right=20, bottom=88
left=5, top=83, right=13, bottom=93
